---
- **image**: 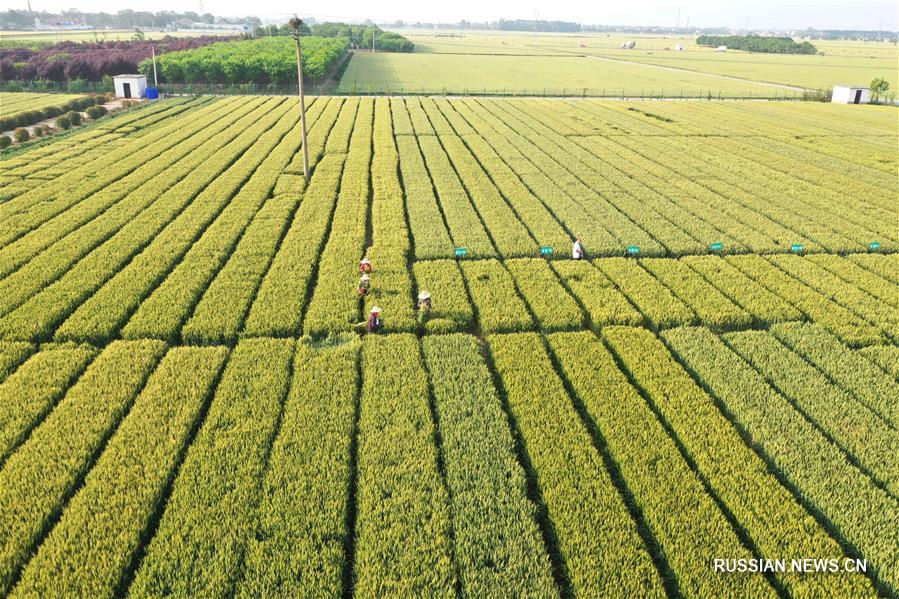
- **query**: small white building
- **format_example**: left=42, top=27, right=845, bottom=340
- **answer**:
left=831, top=85, right=871, bottom=104
left=620, top=40, right=636, bottom=49
left=715, top=45, right=727, bottom=52
left=113, top=74, right=147, bottom=100
left=674, top=44, right=685, bottom=51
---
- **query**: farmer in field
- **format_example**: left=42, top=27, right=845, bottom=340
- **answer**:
left=357, top=274, right=370, bottom=295
left=417, top=290, right=432, bottom=312
left=367, top=306, right=383, bottom=333
left=572, top=238, right=584, bottom=260
left=359, top=258, right=372, bottom=274
left=417, top=290, right=432, bottom=326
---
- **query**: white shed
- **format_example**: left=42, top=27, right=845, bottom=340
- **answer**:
left=113, top=74, right=147, bottom=99
left=674, top=44, right=685, bottom=51
left=714, top=45, right=727, bottom=52
left=831, top=85, right=870, bottom=104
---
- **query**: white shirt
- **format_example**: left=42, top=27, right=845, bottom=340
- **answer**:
left=572, top=241, right=583, bottom=259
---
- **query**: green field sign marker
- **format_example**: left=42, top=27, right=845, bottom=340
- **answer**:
left=790, top=243, right=804, bottom=254
left=709, top=242, right=724, bottom=252
left=540, top=246, right=554, bottom=255
left=627, top=245, right=641, bottom=256
left=454, top=247, right=468, bottom=258
left=869, top=241, right=881, bottom=251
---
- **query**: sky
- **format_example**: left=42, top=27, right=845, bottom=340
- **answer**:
left=16, top=0, right=899, bottom=30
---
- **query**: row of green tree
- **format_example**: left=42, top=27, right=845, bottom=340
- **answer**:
left=253, top=22, right=413, bottom=52
left=696, top=35, right=817, bottom=54
left=138, top=36, right=349, bottom=84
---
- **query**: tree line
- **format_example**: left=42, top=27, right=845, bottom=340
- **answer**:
left=138, top=37, right=349, bottom=85
left=0, top=38, right=228, bottom=83
left=696, top=35, right=818, bottom=54
left=253, top=22, right=413, bottom=53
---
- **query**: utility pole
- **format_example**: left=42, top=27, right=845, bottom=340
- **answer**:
left=290, top=16, right=310, bottom=178
left=151, top=46, right=158, bottom=87
left=372, top=23, right=375, bottom=52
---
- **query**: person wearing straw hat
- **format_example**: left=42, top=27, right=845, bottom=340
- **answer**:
left=417, top=290, right=432, bottom=312
left=359, top=258, right=372, bottom=274
left=366, top=306, right=383, bottom=333
left=417, top=290, right=432, bottom=326
left=357, top=274, right=370, bottom=295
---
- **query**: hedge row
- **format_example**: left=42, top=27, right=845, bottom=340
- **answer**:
left=139, top=36, right=349, bottom=85
left=696, top=35, right=817, bottom=54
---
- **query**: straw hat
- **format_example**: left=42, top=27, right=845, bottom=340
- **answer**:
left=418, top=290, right=431, bottom=300
left=360, top=258, right=371, bottom=265
left=370, top=306, right=382, bottom=314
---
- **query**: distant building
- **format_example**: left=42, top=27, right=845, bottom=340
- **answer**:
left=620, top=40, right=636, bottom=49
left=675, top=44, right=685, bottom=51
left=715, top=45, right=727, bottom=52
left=831, top=85, right=870, bottom=104
left=113, top=74, right=147, bottom=99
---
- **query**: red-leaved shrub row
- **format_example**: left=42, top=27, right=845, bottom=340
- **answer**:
left=0, top=37, right=235, bottom=82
